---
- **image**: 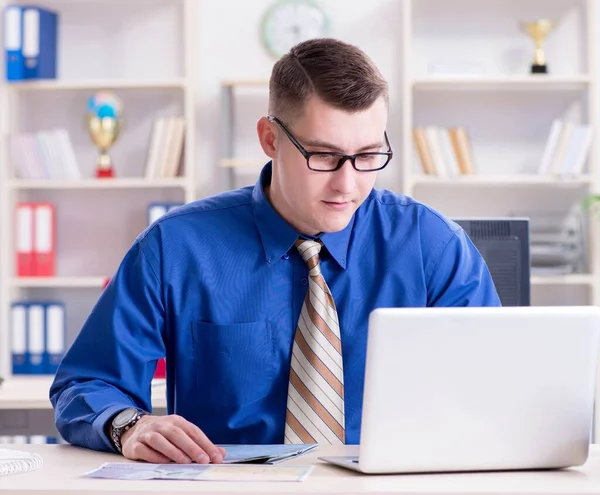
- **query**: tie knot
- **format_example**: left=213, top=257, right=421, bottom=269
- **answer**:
left=295, top=239, right=322, bottom=265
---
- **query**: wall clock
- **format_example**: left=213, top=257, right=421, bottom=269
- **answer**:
left=261, top=0, right=329, bottom=59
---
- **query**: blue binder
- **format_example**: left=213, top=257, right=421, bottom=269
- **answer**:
left=22, top=6, right=58, bottom=80
left=27, top=302, right=46, bottom=374
left=45, top=302, right=66, bottom=374
left=3, top=5, right=24, bottom=81
left=10, top=302, right=28, bottom=374
left=147, top=202, right=184, bottom=226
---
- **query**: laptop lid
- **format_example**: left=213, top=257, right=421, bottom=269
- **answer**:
left=356, top=306, right=600, bottom=474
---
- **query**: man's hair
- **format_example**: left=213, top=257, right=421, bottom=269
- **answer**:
left=269, top=38, right=389, bottom=122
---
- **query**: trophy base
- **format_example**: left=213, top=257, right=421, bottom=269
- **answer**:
left=531, top=64, right=548, bottom=74
left=96, top=152, right=115, bottom=178
left=96, top=167, right=115, bottom=178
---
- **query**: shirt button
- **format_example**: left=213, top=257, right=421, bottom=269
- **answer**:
left=301, top=278, right=308, bottom=286
left=282, top=254, right=289, bottom=260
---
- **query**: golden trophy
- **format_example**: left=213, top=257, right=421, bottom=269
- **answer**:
left=519, top=19, right=557, bottom=74
left=86, top=91, right=123, bottom=178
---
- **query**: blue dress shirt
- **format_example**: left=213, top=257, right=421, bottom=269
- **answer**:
left=50, top=162, right=500, bottom=452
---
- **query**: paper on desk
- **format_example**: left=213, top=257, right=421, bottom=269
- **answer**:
left=84, top=462, right=314, bottom=482
left=218, top=443, right=318, bottom=464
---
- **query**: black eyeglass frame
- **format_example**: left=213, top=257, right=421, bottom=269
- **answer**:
left=267, top=115, right=393, bottom=172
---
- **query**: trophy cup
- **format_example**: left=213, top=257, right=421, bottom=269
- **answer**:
left=519, top=19, right=557, bottom=74
left=86, top=91, right=123, bottom=178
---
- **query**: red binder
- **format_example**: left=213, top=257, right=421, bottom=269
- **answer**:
left=154, top=358, right=166, bottom=379
left=32, top=202, right=55, bottom=277
left=15, top=203, right=34, bottom=277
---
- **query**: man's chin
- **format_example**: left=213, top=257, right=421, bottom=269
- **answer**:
left=317, top=213, right=353, bottom=233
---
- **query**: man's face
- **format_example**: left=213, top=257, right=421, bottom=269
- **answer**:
left=265, top=96, right=389, bottom=236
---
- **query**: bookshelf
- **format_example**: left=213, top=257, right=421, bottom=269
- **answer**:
left=220, top=80, right=269, bottom=190
left=0, top=376, right=166, bottom=410
left=402, top=0, right=598, bottom=308
left=8, top=178, right=190, bottom=190
left=0, top=0, right=198, bottom=392
left=8, top=78, right=189, bottom=91
left=412, top=75, right=592, bottom=91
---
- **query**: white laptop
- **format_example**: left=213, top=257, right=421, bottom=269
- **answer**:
left=320, top=306, right=600, bottom=474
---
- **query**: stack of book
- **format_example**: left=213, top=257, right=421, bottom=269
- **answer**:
left=144, top=116, right=186, bottom=178
left=9, top=130, right=81, bottom=180
left=537, top=120, right=593, bottom=178
left=412, top=126, right=476, bottom=177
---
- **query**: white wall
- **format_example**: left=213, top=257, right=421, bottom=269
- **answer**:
left=194, top=0, right=405, bottom=195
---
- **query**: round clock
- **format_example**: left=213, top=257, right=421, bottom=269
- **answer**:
left=261, top=0, right=329, bottom=59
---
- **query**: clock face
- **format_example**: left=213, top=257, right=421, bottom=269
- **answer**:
left=261, top=0, right=329, bottom=58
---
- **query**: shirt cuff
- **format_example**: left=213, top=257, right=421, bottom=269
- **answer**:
left=92, top=404, right=132, bottom=453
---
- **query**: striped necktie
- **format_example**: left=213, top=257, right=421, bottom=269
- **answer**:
left=284, top=239, right=345, bottom=445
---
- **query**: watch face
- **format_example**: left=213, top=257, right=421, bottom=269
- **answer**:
left=113, top=408, right=138, bottom=429
left=261, top=0, right=328, bottom=58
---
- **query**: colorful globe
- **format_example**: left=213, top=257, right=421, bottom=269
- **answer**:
left=87, top=91, right=123, bottom=119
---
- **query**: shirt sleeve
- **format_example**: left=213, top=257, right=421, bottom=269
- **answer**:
left=49, top=232, right=166, bottom=452
left=426, top=228, right=502, bottom=307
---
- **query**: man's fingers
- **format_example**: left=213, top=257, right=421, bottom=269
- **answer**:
left=158, top=423, right=210, bottom=464
left=218, top=447, right=227, bottom=457
left=143, top=431, right=192, bottom=464
left=175, top=416, right=224, bottom=463
left=130, top=443, right=171, bottom=464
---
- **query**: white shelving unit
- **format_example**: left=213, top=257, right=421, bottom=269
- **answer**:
left=220, top=80, right=270, bottom=190
left=0, top=376, right=166, bottom=410
left=401, top=0, right=598, bottom=306
left=0, top=0, right=198, bottom=391
left=8, top=178, right=190, bottom=190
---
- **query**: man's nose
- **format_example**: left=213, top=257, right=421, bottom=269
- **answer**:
left=329, top=158, right=357, bottom=194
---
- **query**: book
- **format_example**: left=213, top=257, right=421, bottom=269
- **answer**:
left=0, top=449, right=43, bottom=476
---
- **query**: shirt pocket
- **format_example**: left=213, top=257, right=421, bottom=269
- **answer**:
left=191, top=320, right=275, bottom=408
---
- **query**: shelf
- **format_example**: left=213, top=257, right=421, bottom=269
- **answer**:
left=8, top=178, right=189, bottom=190
left=531, top=274, right=595, bottom=286
left=10, top=277, right=108, bottom=289
left=411, top=175, right=593, bottom=187
left=219, top=158, right=265, bottom=168
left=0, top=376, right=166, bottom=410
left=6, top=78, right=188, bottom=91
left=222, top=80, right=269, bottom=88
left=412, top=75, right=592, bottom=92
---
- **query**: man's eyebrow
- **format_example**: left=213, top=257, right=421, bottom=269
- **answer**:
left=301, top=139, right=384, bottom=153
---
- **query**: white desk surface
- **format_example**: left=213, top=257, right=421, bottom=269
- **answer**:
left=0, top=377, right=167, bottom=410
left=1, top=444, right=600, bottom=495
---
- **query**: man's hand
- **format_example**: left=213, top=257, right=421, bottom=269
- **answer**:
left=120, top=414, right=227, bottom=464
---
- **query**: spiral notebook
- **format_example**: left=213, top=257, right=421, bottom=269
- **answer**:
left=0, top=449, right=43, bottom=476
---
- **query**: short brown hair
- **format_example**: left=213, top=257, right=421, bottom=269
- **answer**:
left=269, top=38, right=388, bottom=122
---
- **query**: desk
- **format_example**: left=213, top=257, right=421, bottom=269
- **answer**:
left=1, top=444, right=600, bottom=495
left=0, top=377, right=167, bottom=410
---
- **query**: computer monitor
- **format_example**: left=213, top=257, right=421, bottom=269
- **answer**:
left=453, top=218, right=530, bottom=306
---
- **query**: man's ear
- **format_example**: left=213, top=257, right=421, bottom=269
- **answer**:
left=257, top=117, right=278, bottom=159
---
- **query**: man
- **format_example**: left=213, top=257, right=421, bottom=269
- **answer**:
left=50, top=38, right=500, bottom=465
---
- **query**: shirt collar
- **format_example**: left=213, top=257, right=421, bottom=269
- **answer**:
left=252, top=162, right=353, bottom=269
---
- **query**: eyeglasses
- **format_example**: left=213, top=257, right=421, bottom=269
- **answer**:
left=267, top=115, right=393, bottom=172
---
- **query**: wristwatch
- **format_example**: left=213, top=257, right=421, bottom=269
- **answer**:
left=110, top=407, right=148, bottom=453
